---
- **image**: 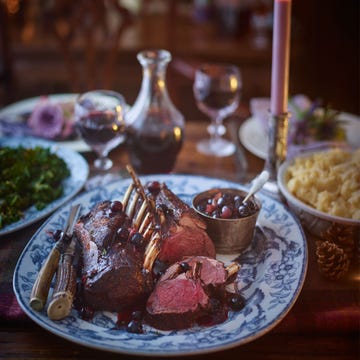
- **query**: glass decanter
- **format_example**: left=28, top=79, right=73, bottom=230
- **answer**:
left=126, top=49, right=185, bottom=174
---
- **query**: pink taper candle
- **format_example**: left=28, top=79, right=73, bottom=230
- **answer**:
left=270, top=0, right=292, bottom=115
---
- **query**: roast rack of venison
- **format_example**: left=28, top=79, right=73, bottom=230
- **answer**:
left=33, top=165, right=243, bottom=331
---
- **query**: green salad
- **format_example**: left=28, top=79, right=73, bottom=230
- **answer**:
left=0, top=146, right=70, bottom=229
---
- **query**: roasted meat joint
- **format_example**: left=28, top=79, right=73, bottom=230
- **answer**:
left=30, top=167, right=245, bottom=332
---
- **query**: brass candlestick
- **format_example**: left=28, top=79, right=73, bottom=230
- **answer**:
left=263, top=112, right=289, bottom=196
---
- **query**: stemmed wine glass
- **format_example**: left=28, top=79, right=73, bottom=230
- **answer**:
left=74, top=90, right=127, bottom=171
left=193, top=63, right=242, bottom=157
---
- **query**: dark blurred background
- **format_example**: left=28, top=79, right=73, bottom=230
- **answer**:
left=0, top=0, right=359, bottom=119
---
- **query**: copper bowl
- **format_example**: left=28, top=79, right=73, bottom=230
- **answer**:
left=192, top=188, right=261, bottom=254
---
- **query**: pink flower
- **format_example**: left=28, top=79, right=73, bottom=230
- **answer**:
left=28, top=101, right=64, bottom=139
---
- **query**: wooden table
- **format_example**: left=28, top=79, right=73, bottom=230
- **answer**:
left=1, top=120, right=358, bottom=360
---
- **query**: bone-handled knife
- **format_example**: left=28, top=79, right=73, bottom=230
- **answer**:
left=47, top=233, right=81, bottom=320
left=29, top=204, right=81, bottom=311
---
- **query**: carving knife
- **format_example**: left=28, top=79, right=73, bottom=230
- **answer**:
left=47, top=232, right=81, bottom=320
left=29, top=204, right=81, bottom=311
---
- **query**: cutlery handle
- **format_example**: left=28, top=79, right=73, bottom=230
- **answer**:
left=47, top=252, right=77, bottom=320
left=29, top=247, right=61, bottom=311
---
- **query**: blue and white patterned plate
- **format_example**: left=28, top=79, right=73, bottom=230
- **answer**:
left=13, top=175, right=307, bottom=356
left=0, top=137, right=89, bottom=236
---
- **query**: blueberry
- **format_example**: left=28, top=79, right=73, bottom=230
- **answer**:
left=217, top=193, right=231, bottom=207
left=180, top=261, right=191, bottom=272
left=238, top=204, right=250, bottom=218
left=196, top=200, right=207, bottom=213
left=234, top=195, right=242, bottom=208
left=152, top=259, right=168, bottom=277
left=126, top=319, right=143, bottom=334
left=53, top=229, right=63, bottom=241
left=147, top=181, right=161, bottom=195
left=228, top=293, right=246, bottom=311
left=130, top=232, right=145, bottom=249
left=110, top=200, right=123, bottom=213
left=117, top=227, right=129, bottom=242
left=234, top=195, right=241, bottom=202
left=131, top=310, right=143, bottom=320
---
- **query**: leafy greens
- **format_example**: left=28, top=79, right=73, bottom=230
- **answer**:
left=0, top=146, right=70, bottom=228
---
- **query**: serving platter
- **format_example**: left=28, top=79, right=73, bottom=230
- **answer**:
left=239, top=112, right=360, bottom=160
left=0, top=137, right=89, bottom=236
left=13, top=175, right=307, bottom=357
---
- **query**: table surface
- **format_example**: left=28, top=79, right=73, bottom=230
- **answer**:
left=1, top=119, right=359, bottom=360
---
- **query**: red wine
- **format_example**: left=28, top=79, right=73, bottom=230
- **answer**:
left=201, top=91, right=238, bottom=109
left=76, top=111, right=125, bottom=152
left=127, top=128, right=183, bottom=174
left=194, top=87, right=240, bottom=120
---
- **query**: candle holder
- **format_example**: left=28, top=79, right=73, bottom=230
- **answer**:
left=262, top=112, right=290, bottom=197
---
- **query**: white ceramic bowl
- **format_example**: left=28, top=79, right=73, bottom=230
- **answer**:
left=277, top=154, right=360, bottom=240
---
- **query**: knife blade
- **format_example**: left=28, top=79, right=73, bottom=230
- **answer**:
left=29, top=204, right=81, bottom=311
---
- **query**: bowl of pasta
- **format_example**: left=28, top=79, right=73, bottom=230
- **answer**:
left=277, top=148, right=360, bottom=241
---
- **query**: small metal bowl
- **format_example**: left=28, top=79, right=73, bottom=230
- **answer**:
left=192, top=188, right=261, bottom=254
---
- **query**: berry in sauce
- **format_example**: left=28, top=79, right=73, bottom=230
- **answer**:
left=196, top=190, right=258, bottom=219
left=130, top=232, right=145, bottom=250
left=110, top=200, right=123, bottom=213
left=227, top=292, right=246, bottom=311
left=127, top=319, right=143, bottom=334
left=116, top=227, right=130, bottom=243
left=146, top=181, right=161, bottom=195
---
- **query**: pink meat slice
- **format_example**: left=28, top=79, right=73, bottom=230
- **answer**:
left=145, top=256, right=229, bottom=330
left=146, top=182, right=216, bottom=264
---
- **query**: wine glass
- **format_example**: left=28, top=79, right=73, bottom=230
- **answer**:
left=74, top=90, right=127, bottom=171
left=193, top=63, right=242, bottom=157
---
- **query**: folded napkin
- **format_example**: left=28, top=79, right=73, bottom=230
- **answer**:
left=0, top=228, right=31, bottom=323
left=0, top=118, right=34, bottom=137
left=275, top=293, right=360, bottom=334
left=0, top=283, right=28, bottom=323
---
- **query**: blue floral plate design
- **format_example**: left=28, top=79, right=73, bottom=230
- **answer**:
left=13, top=175, right=307, bottom=356
left=0, top=136, right=89, bottom=236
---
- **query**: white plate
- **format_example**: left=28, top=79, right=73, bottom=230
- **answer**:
left=0, top=93, right=123, bottom=153
left=238, top=117, right=268, bottom=159
left=0, top=137, right=89, bottom=236
left=239, top=113, right=360, bottom=160
left=13, top=174, right=307, bottom=357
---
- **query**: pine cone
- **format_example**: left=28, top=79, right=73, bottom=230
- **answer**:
left=322, top=224, right=355, bottom=261
left=316, top=241, right=350, bottom=280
